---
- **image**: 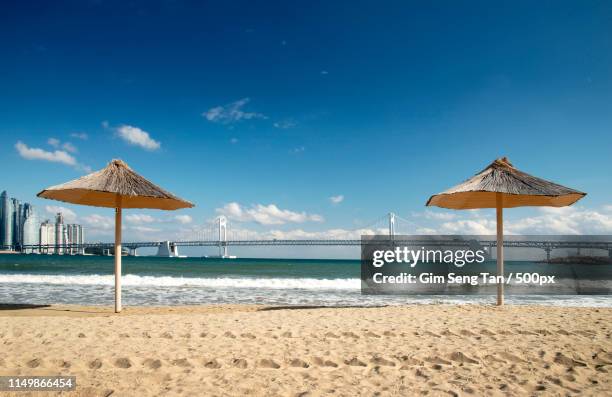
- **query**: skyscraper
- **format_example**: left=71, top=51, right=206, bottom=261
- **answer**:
left=0, top=191, right=13, bottom=250
left=21, top=204, right=40, bottom=253
left=55, top=212, right=65, bottom=254
left=40, top=220, right=55, bottom=253
left=12, top=199, right=21, bottom=249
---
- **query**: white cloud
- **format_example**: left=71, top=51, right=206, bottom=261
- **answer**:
left=330, top=195, right=344, bottom=204
left=439, top=219, right=497, bottom=235
left=273, top=119, right=297, bottom=129
left=174, top=215, right=193, bottom=224
left=125, top=214, right=156, bottom=224
left=291, top=146, right=305, bottom=154
left=70, top=132, right=88, bottom=140
left=320, top=70, right=329, bottom=75
left=116, top=125, right=161, bottom=151
left=216, top=202, right=324, bottom=225
left=413, top=209, right=456, bottom=221
left=44, top=206, right=77, bottom=222
left=230, top=137, right=238, bottom=144
left=47, top=137, right=60, bottom=147
left=81, top=214, right=114, bottom=231
left=411, top=206, right=612, bottom=236
left=130, top=226, right=161, bottom=233
left=203, top=98, right=266, bottom=124
left=15, top=141, right=76, bottom=166
left=603, top=205, right=612, bottom=212
left=506, top=207, right=612, bottom=235
left=62, top=142, right=77, bottom=153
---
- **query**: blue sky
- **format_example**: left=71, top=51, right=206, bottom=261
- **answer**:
left=0, top=1, right=611, bottom=257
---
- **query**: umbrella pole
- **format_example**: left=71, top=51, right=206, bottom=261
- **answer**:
left=115, top=206, right=122, bottom=313
left=496, top=193, right=504, bottom=306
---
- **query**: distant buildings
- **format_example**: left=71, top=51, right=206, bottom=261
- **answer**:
left=39, top=212, right=85, bottom=254
left=0, top=189, right=84, bottom=253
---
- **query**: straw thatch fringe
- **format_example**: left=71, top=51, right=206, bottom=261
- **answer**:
left=37, top=159, right=194, bottom=210
left=426, top=157, right=586, bottom=209
left=437, top=157, right=585, bottom=196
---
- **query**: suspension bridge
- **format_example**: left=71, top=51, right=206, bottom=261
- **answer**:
left=20, top=212, right=612, bottom=260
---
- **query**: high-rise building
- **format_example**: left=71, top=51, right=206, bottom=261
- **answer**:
left=12, top=199, right=21, bottom=249
left=40, top=220, right=56, bottom=253
left=21, top=204, right=40, bottom=253
left=54, top=212, right=65, bottom=254
left=66, top=224, right=84, bottom=254
left=0, top=191, right=13, bottom=250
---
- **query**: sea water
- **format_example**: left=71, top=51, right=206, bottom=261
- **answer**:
left=0, top=255, right=610, bottom=307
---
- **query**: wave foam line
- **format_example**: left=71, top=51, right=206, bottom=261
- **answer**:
left=0, top=273, right=360, bottom=290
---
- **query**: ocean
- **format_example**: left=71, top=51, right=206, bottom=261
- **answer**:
left=1, top=255, right=610, bottom=307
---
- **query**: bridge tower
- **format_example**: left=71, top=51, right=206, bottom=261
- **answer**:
left=217, top=216, right=229, bottom=258
left=388, top=212, right=396, bottom=240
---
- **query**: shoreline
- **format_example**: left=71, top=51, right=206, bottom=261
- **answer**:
left=0, top=301, right=611, bottom=316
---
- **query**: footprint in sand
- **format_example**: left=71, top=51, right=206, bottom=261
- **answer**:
left=554, top=352, right=587, bottom=368
left=370, top=357, right=395, bottom=367
left=415, top=368, right=431, bottom=379
left=26, top=358, right=41, bottom=368
left=114, top=358, right=132, bottom=368
left=425, top=356, right=452, bottom=365
left=344, top=357, right=367, bottom=367
left=204, top=359, right=221, bottom=369
left=160, top=332, right=173, bottom=339
left=231, top=358, right=248, bottom=368
left=56, top=360, right=71, bottom=369
left=312, top=357, right=338, bottom=368
left=240, top=333, right=256, bottom=339
left=289, top=358, right=309, bottom=368
left=89, top=359, right=103, bottom=369
left=223, top=331, right=237, bottom=339
left=341, top=331, right=359, bottom=339
left=383, top=331, right=396, bottom=337
left=459, top=330, right=477, bottom=337
left=172, top=358, right=192, bottom=368
left=324, top=332, right=339, bottom=338
left=143, top=359, right=162, bottom=369
left=396, top=355, right=423, bottom=366
left=498, top=352, right=526, bottom=363
left=364, top=331, right=381, bottom=338
left=450, top=352, right=478, bottom=364
left=258, top=359, right=281, bottom=369
left=281, top=331, right=292, bottom=338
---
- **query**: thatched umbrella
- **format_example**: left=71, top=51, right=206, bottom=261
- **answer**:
left=37, top=159, right=194, bottom=312
left=426, top=157, right=585, bottom=305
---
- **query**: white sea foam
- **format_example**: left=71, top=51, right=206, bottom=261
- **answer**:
left=0, top=273, right=361, bottom=290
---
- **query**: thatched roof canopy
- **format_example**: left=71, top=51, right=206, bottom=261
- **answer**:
left=426, top=157, right=586, bottom=209
left=37, top=159, right=194, bottom=210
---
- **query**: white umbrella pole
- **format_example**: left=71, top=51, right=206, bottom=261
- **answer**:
left=114, top=206, right=122, bottom=313
left=496, top=193, right=504, bottom=306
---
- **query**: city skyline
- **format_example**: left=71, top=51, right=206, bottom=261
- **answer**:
left=0, top=189, right=84, bottom=253
left=1, top=1, right=611, bottom=257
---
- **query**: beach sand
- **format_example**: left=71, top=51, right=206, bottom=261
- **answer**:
left=1, top=304, right=610, bottom=396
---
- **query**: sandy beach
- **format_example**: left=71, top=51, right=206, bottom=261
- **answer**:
left=0, top=304, right=610, bottom=396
